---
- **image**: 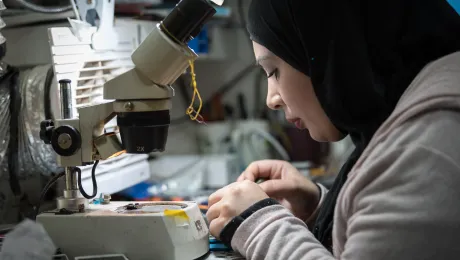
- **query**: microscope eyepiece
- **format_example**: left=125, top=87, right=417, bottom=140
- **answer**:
left=117, top=110, right=170, bottom=153
left=161, top=0, right=216, bottom=43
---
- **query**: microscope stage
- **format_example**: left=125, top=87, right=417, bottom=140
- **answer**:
left=37, top=201, right=209, bottom=260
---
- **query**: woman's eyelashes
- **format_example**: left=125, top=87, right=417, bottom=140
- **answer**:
left=267, top=68, right=279, bottom=79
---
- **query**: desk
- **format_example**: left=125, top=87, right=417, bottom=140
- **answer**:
left=7, top=249, right=244, bottom=259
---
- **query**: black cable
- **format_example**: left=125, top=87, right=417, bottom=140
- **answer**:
left=237, top=0, right=252, bottom=45
left=238, top=0, right=264, bottom=119
left=44, top=66, right=54, bottom=120
left=6, top=67, right=21, bottom=196
left=77, top=161, right=99, bottom=199
left=33, top=171, right=65, bottom=220
left=254, top=68, right=266, bottom=118
left=11, top=0, right=72, bottom=13
left=0, top=225, right=15, bottom=235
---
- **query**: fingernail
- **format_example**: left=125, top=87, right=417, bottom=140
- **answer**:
left=256, top=178, right=267, bottom=184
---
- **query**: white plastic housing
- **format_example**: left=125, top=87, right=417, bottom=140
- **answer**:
left=104, top=24, right=196, bottom=100
left=37, top=201, right=209, bottom=260
left=131, top=23, right=197, bottom=86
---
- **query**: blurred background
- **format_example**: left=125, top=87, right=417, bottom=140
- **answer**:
left=0, top=0, right=355, bottom=226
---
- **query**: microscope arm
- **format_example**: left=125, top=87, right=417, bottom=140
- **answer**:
left=78, top=102, right=118, bottom=163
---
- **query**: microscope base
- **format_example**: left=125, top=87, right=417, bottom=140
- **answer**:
left=56, top=190, right=89, bottom=212
left=37, top=201, right=209, bottom=260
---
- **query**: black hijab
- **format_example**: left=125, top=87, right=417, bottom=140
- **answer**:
left=247, top=0, right=460, bottom=251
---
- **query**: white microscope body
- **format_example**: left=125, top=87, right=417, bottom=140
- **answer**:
left=37, top=0, right=220, bottom=259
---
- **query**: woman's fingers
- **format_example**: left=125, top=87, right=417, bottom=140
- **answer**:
left=259, top=179, right=294, bottom=197
left=206, top=200, right=221, bottom=223
left=208, top=187, right=225, bottom=207
left=237, top=160, right=285, bottom=182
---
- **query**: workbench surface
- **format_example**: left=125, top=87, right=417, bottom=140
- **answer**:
left=205, top=251, right=244, bottom=259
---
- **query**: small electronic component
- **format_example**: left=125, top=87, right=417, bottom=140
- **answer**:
left=209, top=235, right=231, bottom=252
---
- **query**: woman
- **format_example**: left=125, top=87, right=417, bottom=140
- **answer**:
left=206, top=0, right=460, bottom=259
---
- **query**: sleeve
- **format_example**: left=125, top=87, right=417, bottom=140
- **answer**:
left=306, top=183, right=329, bottom=226
left=226, top=109, right=460, bottom=260
left=231, top=205, right=334, bottom=259
left=219, top=182, right=328, bottom=244
left=229, top=145, right=460, bottom=260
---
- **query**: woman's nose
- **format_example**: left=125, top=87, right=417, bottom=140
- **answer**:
left=266, top=92, right=283, bottom=110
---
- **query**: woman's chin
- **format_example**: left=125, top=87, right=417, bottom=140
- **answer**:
left=309, top=129, right=345, bottom=143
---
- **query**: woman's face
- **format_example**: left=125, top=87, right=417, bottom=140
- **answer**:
left=253, top=41, right=343, bottom=142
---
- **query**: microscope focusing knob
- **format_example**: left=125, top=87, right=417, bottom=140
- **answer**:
left=51, top=125, right=82, bottom=156
left=40, top=120, right=55, bottom=144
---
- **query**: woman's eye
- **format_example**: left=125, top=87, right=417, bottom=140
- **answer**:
left=267, top=69, right=279, bottom=79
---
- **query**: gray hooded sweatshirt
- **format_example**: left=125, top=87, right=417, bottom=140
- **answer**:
left=230, top=52, right=460, bottom=260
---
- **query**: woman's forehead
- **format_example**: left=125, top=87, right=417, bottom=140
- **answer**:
left=253, top=42, right=274, bottom=60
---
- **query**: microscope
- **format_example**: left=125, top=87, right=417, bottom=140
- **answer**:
left=37, top=0, right=219, bottom=259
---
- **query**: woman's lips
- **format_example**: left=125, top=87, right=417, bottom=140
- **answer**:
left=294, top=119, right=302, bottom=129
left=287, top=118, right=302, bottom=129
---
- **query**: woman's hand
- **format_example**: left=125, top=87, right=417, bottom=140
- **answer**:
left=238, top=160, right=320, bottom=222
left=206, top=180, right=268, bottom=239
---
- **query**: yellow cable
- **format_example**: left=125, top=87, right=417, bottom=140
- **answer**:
left=160, top=22, right=205, bottom=124
left=186, top=60, right=204, bottom=122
